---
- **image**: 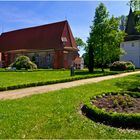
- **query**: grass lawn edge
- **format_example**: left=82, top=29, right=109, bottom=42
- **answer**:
left=0, top=70, right=137, bottom=91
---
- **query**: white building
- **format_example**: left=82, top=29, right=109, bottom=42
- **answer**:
left=120, top=8, right=140, bottom=68
left=120, top=39, right=140, bottom=67
left=74, top=56, right=84, bottom=69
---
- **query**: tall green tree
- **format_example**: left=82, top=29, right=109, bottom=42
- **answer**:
left=82, top=44, right=89, bottom=68
left=119, top=15, right=127, bottom=31
left=87, top=3, right=109, bottom=72
left=135, top=9, right=140, bottom=32
left=87, top=3, right=125, bottom=72
left=129, top=0, right=140, bottom=11
left=136, top=21, right=140, bottom=32
left=75, top=37, right=86, bottom=48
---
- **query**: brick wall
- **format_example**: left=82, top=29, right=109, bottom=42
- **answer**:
left=0, top=52, right=2, bottom=68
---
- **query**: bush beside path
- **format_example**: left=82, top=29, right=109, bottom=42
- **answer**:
left=1, top=71, right=140, bottom=100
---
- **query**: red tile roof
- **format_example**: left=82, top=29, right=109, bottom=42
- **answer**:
left=0, top=20, right=78, bottom=52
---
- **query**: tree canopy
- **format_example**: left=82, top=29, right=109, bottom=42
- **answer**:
left=86, top=3, right=125, bottom=72
left=128, top=0, right=140, bottom=11
left=75, top=37, right=86, bottom=47
left=135, top=10, right=140, bottom=32
left=119, top=15, right=127, bottom=31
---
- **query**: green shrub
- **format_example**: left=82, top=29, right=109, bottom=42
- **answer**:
left=125, top=62, right=135, bottom=71
left=110, top=61, right=135, bottom=71
left=0, top=71, right=122, bottom=91
left=10, top=56, right=37, bottom=70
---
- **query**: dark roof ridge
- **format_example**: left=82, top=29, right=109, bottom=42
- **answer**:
left=0, top=20, right=78, bottom=52
left=1, top=20, right=68, bottom=35
left=125, top=8, right=139, bottom=35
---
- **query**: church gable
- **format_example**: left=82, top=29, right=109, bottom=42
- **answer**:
left=61, top=21, right=77, bottom=50
left=0, top=20, right=77, bottom=52
left=0, top=20, right=79, bottom=68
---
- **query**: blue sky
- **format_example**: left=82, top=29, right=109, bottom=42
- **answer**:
left=0, top=1, right=130, bottom=55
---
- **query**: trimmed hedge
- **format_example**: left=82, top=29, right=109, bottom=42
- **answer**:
left=0, top=71, right=120, bottom=91
left=82, top=91, right=140, bottom=129
left=110, top=61, right=135, bottom=71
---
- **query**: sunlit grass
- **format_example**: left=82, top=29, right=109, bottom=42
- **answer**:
left=0, top=74, right=140, bottom=138
left=0, top=69, right=121, bottom=90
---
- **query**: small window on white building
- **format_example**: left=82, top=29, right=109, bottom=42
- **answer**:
left=132, top=42, right=135, bottom=47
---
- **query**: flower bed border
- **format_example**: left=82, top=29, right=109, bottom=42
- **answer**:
left=82, top=91, right=140, bottom=129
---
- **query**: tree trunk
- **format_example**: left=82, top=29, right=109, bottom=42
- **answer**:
left=101, top=64, right=104, bottom=72
left=88, top=45, right=94, bottom=73
left=101, top=35, right=104, bottom=73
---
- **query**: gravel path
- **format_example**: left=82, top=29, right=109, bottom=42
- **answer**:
left=0, top=71, right=140, bottom=100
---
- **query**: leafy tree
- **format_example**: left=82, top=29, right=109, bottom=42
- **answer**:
left=75, top=37, right=86, bottom=48
left=87, top=3, right=109, bottom=72
left=87, top=3, right=125, bottom=72
left=82, top=45, right=89, bottom=68
left=136, top=21, right=140, bottom=32
left=119, top=15, right=127, bottom=31
left=88, top=44, right=94, bottom=72
left=128, top=0, right=140, bottom=11
left=87, top=3, right=108, bottom=72
left=135, top=10, right=140, bottom=32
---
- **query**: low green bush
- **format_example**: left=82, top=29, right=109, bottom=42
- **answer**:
left=83, top=91, right=140, bottom=129
left=0, top=71, right=120, bottom=91
left=110, top=61, right=135, bottom=71
left=125, top=62, right=135, bottom=71
left=10, top=55, right=37, bottom=70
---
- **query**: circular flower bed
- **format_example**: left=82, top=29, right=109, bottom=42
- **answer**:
left=82, top=91, right=140, bottom=129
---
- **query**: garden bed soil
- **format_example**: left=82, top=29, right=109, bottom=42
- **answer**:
left=92, top=94, right=140, bottom=113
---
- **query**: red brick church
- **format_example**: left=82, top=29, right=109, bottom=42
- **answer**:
left=0, top=20, right=79, bottom=68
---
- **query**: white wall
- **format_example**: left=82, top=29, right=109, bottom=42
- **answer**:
left=120, top=40, right=140, bottom=68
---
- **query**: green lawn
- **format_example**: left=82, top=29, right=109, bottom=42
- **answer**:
left=0, top=69, right=121, bottom=91
left=0, top=74, right=140, bottom=138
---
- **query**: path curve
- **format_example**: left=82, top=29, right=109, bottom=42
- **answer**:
left=0, top=71, right=140, bottom=100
